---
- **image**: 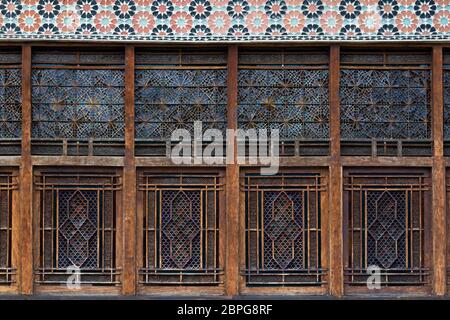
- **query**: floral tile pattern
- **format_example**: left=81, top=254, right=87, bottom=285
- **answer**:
left=0, top=0, right=449, bottom=41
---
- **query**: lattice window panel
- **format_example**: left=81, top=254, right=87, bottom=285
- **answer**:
left=35, top=172, right=121, bottom=285
left=238, top=49, right=329, bottom=156
left=0, top=49, right=21, bottom=155
left=0, top=173, right=17, bottom=285
left=31, top=49, right=125, bottom=156
left=139, top=172, right=223, bottom=285
left=344, top=170, right=430, bottom=287
left=243, top=173, right=325, bottom=286
left=340, top=50, right=431, bottom=156
left=443, top=53, right=450, bottom=156
left=135, top=49, right=227, bottom=156
left=446, top=174, right=450, bottom=286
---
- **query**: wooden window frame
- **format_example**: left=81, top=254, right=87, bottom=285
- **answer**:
left=0, top=48, right=22, bottom=156
left=32, top=167, right=123, bottom=295
left=343, top=167, right=432, bottom=296
left=340, top=48, right=433, bottom=157
left=134, top=47, right=228, bottom=157
left=237, top=48, right=330, bottom=157
left=238, top=167, right=329, bottom=296
left=30, top=47, right=126, bottom=157
left=0, top=168, right=19, bottom=294
left=136, top=167, right=226, bottom=296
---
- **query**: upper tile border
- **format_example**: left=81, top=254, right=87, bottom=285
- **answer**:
left=0, top=0, right=450, bottom=41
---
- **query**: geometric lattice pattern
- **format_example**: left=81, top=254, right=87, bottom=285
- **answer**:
left=366, top=191, right=406, bottom=269
left=340, top=69, right=431, bottom=140
left=32, top=68, right=125, bottom=139
left=135, top=69, right=227, bottom=139
left=0, top=52, right=21, bottom=139
left=263, top=191, right=303, bottom=270
left=58, top=190, right=98, bottom=269
left=238, top=68, right=329, bottom=140
left=444, top=70, right=450, bottom=139
left=139, top=173, right=222, bottom=285
left=344, top=171, right=429, bottom=286
left=2, top=1, right=450, bottom=41
left=244, top=173, right=324, bottom=286
left=161, top=190, right=201, bottom=269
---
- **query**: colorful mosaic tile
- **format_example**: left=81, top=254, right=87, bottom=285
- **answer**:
left=0, top=0, right=449, bottom=41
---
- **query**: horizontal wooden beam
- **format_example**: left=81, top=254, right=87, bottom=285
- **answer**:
left=342, top=156, right=434, bottom=167
left=0, top=156, right=22, bottom=166
left=31, top=156, right=125, bottom=166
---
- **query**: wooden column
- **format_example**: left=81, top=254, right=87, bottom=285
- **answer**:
left=20, top=44, right=33, bottom=295
left=225, top=45, right=239, bottom=297
left=329, top=45, right=344, bottom=297
left=122, top=45, right=137, bottom=295
left=432, top=45, right=446, bottom=296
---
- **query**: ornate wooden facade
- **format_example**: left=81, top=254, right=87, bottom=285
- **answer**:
left=0, top=44, right=449, bottom=298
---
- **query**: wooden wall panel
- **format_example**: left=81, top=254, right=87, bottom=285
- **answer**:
left=0, top=43, right=446, bottom=297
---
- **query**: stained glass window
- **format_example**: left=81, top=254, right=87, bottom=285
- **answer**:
left=0, top=49, right=21, bottom=155
left=139, top=172, right=223, bottom=285
left=238, top=49, right=329, bottom=156
left=31, top=49, right=125, bottom=156
left=243, top=172, right=325, bottom=286
left=135, top=49, right=227, bottom=156
left=443, top=52, right=450, bottom=155
left=340, top=50, right=431, bottom=156
left=344, top=170, right=430, bottom=286
left=35, top=171, right=121, bottom=285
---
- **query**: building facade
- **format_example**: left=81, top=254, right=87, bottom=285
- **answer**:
left=0, top=0, right=449, bottom=297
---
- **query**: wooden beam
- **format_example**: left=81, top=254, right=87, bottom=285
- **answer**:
left=431, top=45, right=446, bottom=296
left=122, top=45, right=137, bottom=295
left=31, top=156, right=124, bottom=167
left=20, top=44, right=33, bottom=295
left=225, top=45, right=239, bottom=297
left=329, top=45, right=344, bottom=297
left=342, top=156, right=433, bottom=167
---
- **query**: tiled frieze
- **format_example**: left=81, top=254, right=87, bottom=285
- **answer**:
left=0, top=0, right=449, bottom=41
